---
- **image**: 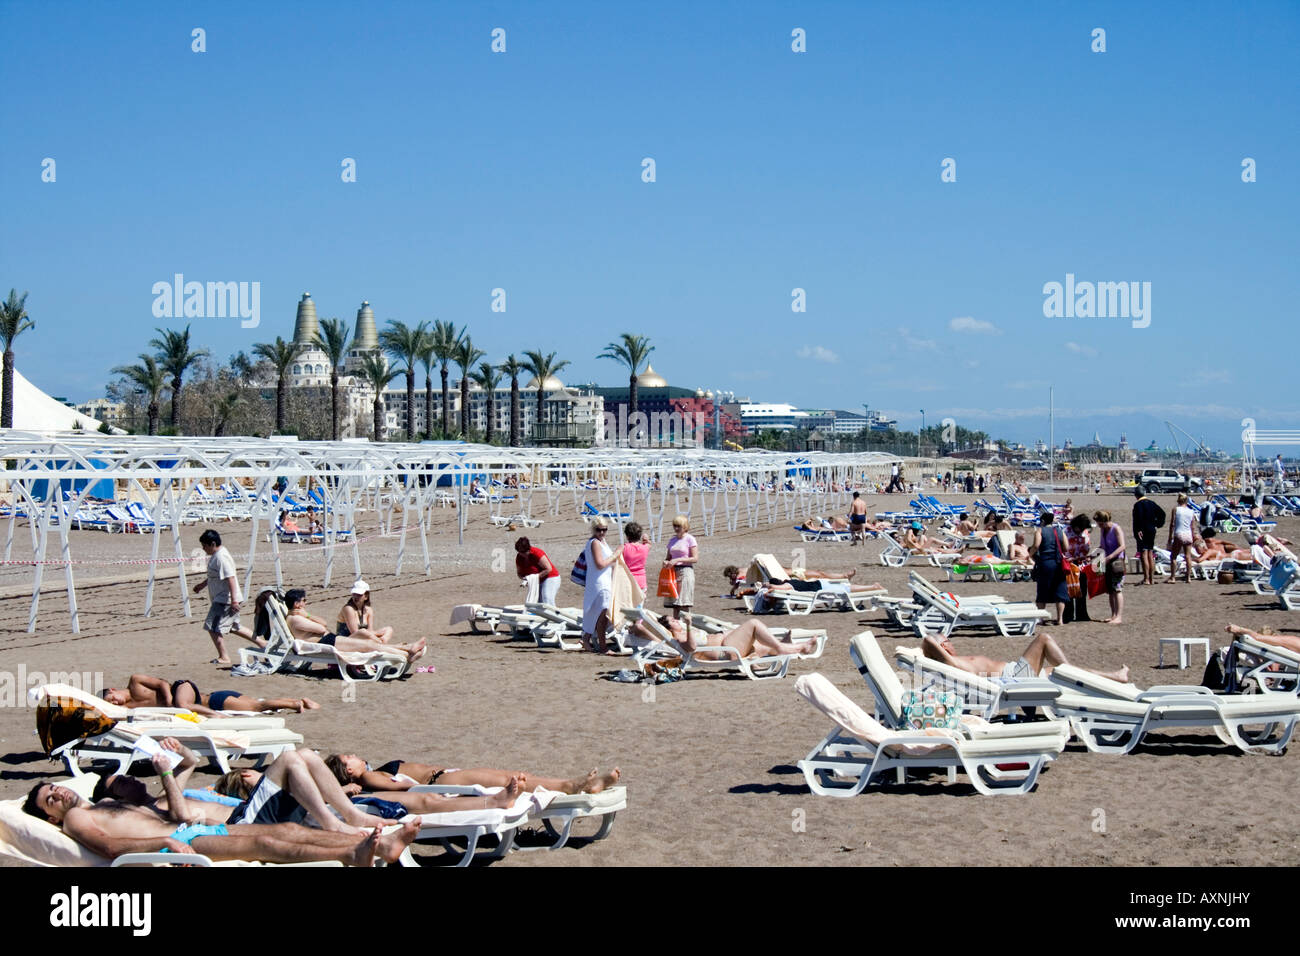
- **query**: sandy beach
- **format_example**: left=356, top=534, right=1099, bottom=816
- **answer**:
left=2, top=492, right=1296, bottom=867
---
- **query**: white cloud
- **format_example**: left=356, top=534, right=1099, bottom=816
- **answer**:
left=1065, top=342, right=1099, bottom=358
left=896, top=327, right=938, bottom=352
left=949, top=316, right=1000, bottom=335
left=796, top=345, right=838, bottom=364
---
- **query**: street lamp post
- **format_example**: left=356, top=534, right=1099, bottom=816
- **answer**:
left=920, top=409, right=926, bottom=457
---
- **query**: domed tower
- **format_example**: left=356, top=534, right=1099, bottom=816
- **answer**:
left=291, top=293, right=320, bottom=348
left=287, top=293, right=332, bottom=390
left=345, top=301, right=381, bottom=373
left=637, top=365, right=668, bottom=388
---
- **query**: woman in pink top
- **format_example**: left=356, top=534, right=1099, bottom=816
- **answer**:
left=621, top=521, right=650, bottom=591
left=664, top=515, right=699, bottom=620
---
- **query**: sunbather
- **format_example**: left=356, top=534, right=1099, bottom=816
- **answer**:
left=902, top=522, right=961, bottom=554
left=324, top=754, right=621, bottom=800
left=284, top=588, right=426, bottom=663
left=101, top=674, right=319, bottom=715
left=955, top=513, right=990, bottom=538
left=920, top=632, right=1131, bottom=683
left=633, top=615, right=817, bottom=661
left=1009, top=533, right=1031, bottom=563
left=337, top=579, right=394, bottom=643
left=23, top=779, right=417, bottom=865
left=1224, top=623, right=1300, bottom=656
left=722, top=565, right=752, bottom=598
left=217, top=761, right=528, bottom=822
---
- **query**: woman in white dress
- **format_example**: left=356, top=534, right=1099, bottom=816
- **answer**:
left=582, top=517, right=623, bottom=653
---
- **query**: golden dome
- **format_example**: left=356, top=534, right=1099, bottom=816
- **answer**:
left=637, top=365, right=667, bottom=388
left=526, top=374, right=565, bottom=390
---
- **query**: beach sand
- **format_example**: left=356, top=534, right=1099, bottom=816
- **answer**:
left=2, top=492, right=1296, bottom=866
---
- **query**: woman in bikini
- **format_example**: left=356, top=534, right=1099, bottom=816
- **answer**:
left=323, top=754, right=621, bottom=806
left=336, top=580, right=393, bottom=643
left=284, top=588, right=426, bottom=663
left=631, top=614, right=818, bottom=661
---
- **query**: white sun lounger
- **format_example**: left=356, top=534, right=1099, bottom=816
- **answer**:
left=795, top=673, right=1066, bottom=796
left=239, top=598, right=413, bottom=682
left=892, top=644, right=1062, bottom=720
left=877, top=531, right=962, bottom=568
left=906, top=572, right=1048, bottom=638
left=630, top=608, right=826, bottom=680
left=1230, top=634, right=1300, bottom=695
left=520, top=603, right=587, bottom=650
left=32, top=684, right=302, bottom=777
left=848, top=633, right=1068, bottom=738
left=743, top=553, right=883, bottom=615
left=408, top=783, right=626, bottom=852
left=1046, top=664, right=1300, bottom=755
left=387, top=787, right=559, bottom=867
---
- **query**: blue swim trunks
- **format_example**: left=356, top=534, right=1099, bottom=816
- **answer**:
left=162, top=821, right=228, bottom=851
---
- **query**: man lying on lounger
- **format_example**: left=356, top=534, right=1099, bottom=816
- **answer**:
left=81, top=738, right=523, bottom=833
left=23, top=743, right=419, bottom=865
left=101, top=674, right=320, bottom=715
left=632, top=615, right=818, bottom=661
left=920, top=632, right=1131, bottom=683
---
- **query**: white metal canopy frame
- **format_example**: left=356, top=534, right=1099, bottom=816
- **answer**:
left=0, top=433, right=899, bottom=633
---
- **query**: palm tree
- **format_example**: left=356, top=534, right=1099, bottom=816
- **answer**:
left=498, top=354, right=525, bottom=447
left=598, top=334, right=654, bottom=439
left=428, top=320, right=462, bottom=437
left=357, top=352, right=399, bottom=441
left=470, top=362, right=503, bottom=444
left=417, top=334, right=437, bottom=440
left=379, top=320, right=428, bottom=442
left=453, top=336, right=486, bottom=438
left=149, top=325, right=209, bottom=430
left=313, top=318, right=351, bottom=441
left=0, top=289, right=35, bottom=428
left=112, top=355, right=168, bottom=435
left=521, top=350, right=571, bottom=440
left=252, top=336, right=304, bottom=434
left=212, top=390, right=243, bottom=437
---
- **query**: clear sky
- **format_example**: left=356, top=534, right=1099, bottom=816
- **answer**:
left=3, top=0, right=1297, bottom=451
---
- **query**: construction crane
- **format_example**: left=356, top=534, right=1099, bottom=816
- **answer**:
left=1164, top=421, right=1213, bottom=459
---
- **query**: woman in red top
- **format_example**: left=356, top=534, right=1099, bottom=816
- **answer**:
left=515, top=537, right=560, bottom=606
left=621, top=521, right=650, bottom=591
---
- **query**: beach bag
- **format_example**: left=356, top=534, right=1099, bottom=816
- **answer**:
left=1268, top=558, right=1298, bottom=593
left=656, top=564, right=679, bottom=599
left=1083, top=565, right=1107, bottom=598
left=570, top=549, right=587, bottom=586
left=901, top=689, right=963, bottom=731
left=1063, top=561, right=1082, bottom=599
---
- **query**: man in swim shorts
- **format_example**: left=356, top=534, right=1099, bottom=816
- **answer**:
left=101, top=673, right=319, bottom=714
left=848, top=492, right=869, bottom=545
left=920, top=632, right=1131, bottom=683
left=24, top=780, right=417, bottom=865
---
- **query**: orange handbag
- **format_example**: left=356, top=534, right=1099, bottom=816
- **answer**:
left=1063, top=561, right=1082, bottom=599
left=656, top=564, right=679, bottom=599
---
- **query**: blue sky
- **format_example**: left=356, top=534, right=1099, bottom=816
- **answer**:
left=3, top=0, right=1297, bottom=450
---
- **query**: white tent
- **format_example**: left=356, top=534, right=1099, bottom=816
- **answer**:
left=7, top=369, right=104, bottom=432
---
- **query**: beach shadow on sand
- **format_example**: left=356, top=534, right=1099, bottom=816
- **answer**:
left=731, top=764, right=1013, bottom=797
left=0, top=750, right=58, bottom=780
